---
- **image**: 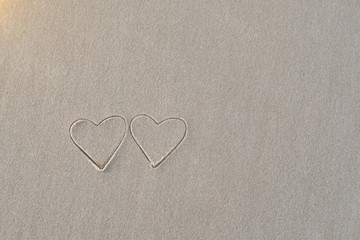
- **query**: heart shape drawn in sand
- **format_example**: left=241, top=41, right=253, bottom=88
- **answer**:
left=130, top=114, right=187, bottom=168
left=69, top=116, right=127, bottom=171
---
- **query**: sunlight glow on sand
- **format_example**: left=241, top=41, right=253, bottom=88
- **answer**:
left=0, top=0, right=5, bottom=14
left=0, top=0, right=12, bottom=21
left=0, top=0, right=8, bottom=14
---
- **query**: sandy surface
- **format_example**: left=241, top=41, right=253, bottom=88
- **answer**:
left=0, top=1, right=359, bottom=239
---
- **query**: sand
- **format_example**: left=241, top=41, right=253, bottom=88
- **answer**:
left=1, top=1, right=359, bottom=239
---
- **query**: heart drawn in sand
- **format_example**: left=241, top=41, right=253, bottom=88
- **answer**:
left=130, top=114, right=187, bottom=168
left=69, top=116, right=127, bottom=171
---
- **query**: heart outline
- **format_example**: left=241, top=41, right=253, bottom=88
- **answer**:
left=69, top=116, right=127, bottom=171
left=130, top=114, right=188, bottom=168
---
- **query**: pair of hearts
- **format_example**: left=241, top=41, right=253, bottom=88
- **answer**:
left=69, top=114, right=187, bottom=171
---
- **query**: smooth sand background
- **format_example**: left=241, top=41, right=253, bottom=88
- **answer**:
left=1, top=1, right=359, bottom=239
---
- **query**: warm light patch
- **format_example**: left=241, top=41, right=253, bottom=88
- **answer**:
left=0, top=0, right=9, bottom=15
